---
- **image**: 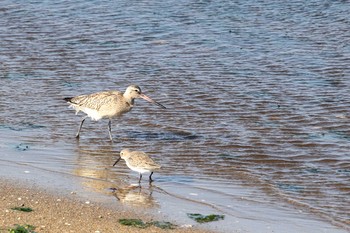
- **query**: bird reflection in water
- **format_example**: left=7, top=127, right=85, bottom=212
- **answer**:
left=112, top=184, right=158, bottom=208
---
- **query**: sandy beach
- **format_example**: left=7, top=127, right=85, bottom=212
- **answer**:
left=0, top=179, right=212, bottom=233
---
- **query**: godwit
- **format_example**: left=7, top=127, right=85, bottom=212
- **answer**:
left=113, top=149, right=161, bottom=183
left=64, top=85, right=165, bottom=141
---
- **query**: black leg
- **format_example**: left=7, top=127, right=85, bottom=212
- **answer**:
left=149, top=172, right=154, bottom=183
left=138, top=173, right=142, bottom=183
left=76, top=116, right=87, bottom=138
left=108, top=119, right=113, bottom=141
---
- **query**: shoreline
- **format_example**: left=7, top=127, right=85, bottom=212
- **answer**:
left=0, top=153, right=349, bottom=233
left=0, top=178, right=212, bottom=233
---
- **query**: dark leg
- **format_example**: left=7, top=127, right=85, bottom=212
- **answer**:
left=76, top=116, right=87, bottom=138
left=108, top=119, right=113, bottom=141
left=138, top=173, right=142, bottom=183
left=149, top=172, right=154, bottom=183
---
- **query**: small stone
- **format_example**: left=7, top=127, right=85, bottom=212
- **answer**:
left=85, top=201, right=90, bottom=204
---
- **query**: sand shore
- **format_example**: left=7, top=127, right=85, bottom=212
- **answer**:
left=0, top=179, right=212, bottom=233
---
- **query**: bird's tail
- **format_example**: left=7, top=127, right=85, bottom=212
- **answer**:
left=63, top=97, right=73, bottom=102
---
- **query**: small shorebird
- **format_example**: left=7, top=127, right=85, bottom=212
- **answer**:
left=64, top=85, right=165, bottom=141
left=113, top=149, right=161, bottom=183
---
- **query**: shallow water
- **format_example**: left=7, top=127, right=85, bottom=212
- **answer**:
left=0, top=0, right=350, bottom=232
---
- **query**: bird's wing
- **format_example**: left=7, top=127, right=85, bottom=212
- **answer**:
left=69, top=91, right=121, bottom=110
left=131, top=153, right=161, bottom=169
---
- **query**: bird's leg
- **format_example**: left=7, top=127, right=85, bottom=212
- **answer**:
left=76, top=116, right=87, bottom=138
left=108, top=119, right=113, bottom=141
left=149, top=172, right=154, bottom=183
left=138, top=173, right=142, bottom=183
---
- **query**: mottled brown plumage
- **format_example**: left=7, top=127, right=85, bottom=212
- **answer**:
left=64, top=85, right=165, bottom=141
left=113, top=149, right=161, bottom=183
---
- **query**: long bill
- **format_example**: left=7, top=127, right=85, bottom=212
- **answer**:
left=140, top=94, right=166, bottom=109
left=113, top=157, right=121, bottom=166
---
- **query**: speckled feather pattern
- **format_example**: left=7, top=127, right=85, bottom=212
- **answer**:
left=127, top=152, right=161, bottom=170
left=121, top=149, right=161, bottom=173
left=69, top=91, right=123, bottom=111
left=64, top=85, right=164, bottom=140
left=65, top=88, right=136, bottom=120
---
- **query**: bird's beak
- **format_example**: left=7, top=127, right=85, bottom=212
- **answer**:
left=113, top=157, right=121, bottom=166
left=140, top=94, right=166, bottom=109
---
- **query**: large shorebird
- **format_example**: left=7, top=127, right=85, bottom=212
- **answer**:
left=113, top=149, right=161, bottom=183
left=64, top=85, right=165, bottom=141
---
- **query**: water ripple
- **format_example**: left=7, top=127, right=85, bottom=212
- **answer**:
left=0, top=0, right=349, bottom=230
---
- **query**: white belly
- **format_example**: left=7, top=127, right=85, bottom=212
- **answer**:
left=69, top=102, right=131, bottom=120
left=83, top=108, right=103, bottom=121
left=126, top=162, right=151, bottom=174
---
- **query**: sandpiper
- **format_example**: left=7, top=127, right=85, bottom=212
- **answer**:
left=64, top=85, right=166, bottom=141
left=113, top=149, right=161, bottom=183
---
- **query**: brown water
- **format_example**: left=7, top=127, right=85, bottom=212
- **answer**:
left=0, top=1, right=349, bottom=232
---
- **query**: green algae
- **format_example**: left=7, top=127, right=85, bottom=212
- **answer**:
left=187, top=213, right=225, bottom=223
left=8, top=224, right=36, bottom=233
left=118, top=219, right=177, bottom=229
left=11, top=207, right=33, bottom=213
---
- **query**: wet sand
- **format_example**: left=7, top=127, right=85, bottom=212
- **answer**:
left=0, top=179, right=212, bottom=233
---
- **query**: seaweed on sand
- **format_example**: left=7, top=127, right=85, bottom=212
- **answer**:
left=11, top=207, right=33, bottom=212
left=118, top=219, right=177, bottom=229
left=8, top=224, right=36, bottom=233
